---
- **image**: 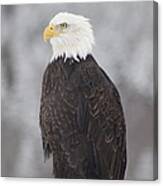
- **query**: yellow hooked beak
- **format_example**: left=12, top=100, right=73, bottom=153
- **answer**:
left=43, top=24, right=59, bottom=42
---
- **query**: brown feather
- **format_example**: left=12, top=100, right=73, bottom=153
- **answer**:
left=39, top=54, right=127, bottom=179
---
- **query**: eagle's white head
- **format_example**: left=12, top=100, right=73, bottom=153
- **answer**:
left=43, top=12, right=95, bottom=61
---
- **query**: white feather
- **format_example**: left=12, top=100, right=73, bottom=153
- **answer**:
left=49, top=12, right=95, bottom=62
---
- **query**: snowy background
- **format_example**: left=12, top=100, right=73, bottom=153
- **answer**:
left=1, top=1, right=157, bottom=180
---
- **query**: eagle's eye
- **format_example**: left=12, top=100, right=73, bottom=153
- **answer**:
left=60, top=23, right=68, bottom=29
left=50, top=26, right=54, bottom=30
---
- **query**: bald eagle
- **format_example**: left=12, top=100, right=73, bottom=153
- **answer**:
left=39, top=12, right=127, bottom=179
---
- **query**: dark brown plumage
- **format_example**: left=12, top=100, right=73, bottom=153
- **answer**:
left=39, top=54, right=127, bottom=179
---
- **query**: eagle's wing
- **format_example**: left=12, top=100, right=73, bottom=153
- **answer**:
left=39, top=63, right=56, bottom=161
left=80, top=58, right=127, bottom=179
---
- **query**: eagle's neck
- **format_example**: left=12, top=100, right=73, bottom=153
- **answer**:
left=51, top=54, right=93, bottom=65
left=50, top=40, right=94, bottom=63
left=50, top=27, right=95, bottom=62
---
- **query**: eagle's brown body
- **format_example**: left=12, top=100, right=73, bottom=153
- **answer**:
left=39, top=54, right=127, bottom=179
